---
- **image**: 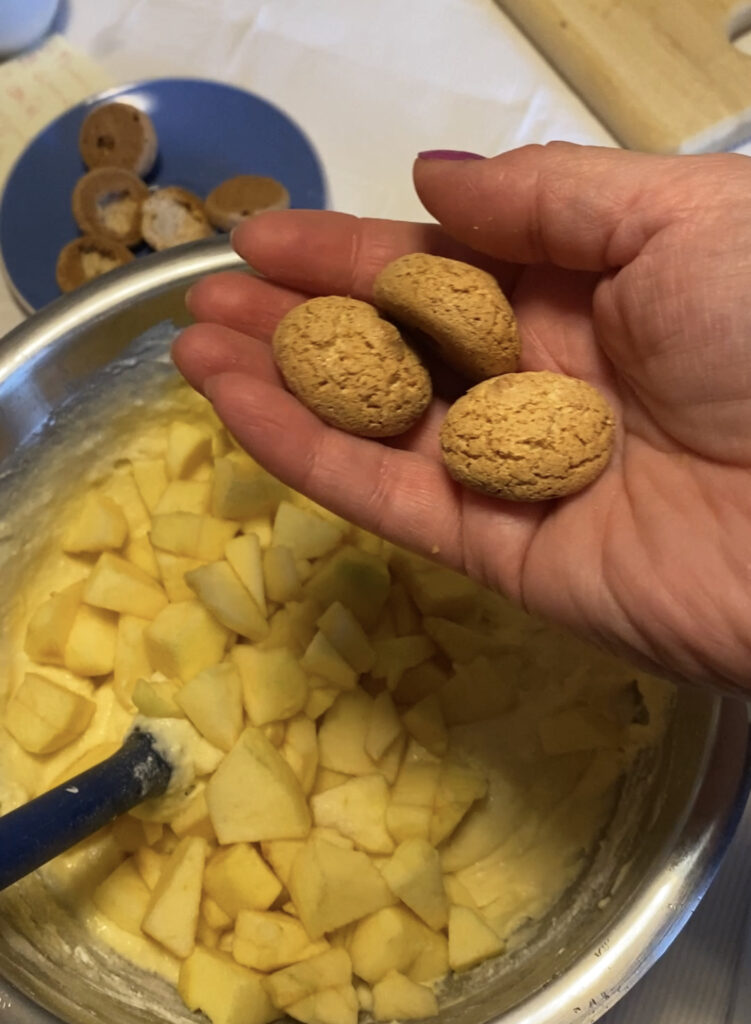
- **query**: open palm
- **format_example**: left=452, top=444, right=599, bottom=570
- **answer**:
left=173, top=144, right=751, bottom=693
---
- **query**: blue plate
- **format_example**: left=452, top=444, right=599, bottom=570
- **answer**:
left=0, top=78, right=327, bottom=311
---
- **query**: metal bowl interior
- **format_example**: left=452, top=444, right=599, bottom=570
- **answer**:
left=0, top=238, right=748, bottom=1024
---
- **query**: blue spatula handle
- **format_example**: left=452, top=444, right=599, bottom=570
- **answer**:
left=0, top=728, right=172, bottom=891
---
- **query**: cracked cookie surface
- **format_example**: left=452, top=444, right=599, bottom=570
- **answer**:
left=440, top=371, right=615, bottom=501
left=272, top=296, right=432, bottom=437
left=373, top=253, right=520, bottom=381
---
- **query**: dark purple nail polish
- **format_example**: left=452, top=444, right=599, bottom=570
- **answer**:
left=417, top=150, right=485, bottom=161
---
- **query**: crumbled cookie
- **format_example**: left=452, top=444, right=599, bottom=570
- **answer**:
left=56, top=235, right=135, bottom=293
left=272, top=296, right=432, bottom=437
left=72, top=168, right=149, bottom=247
left=205, top=175, right=290, bottom=231
left=440, top=371, right=615, bottom=501
left=141, top=187, right=214, bottom=250
left=78, top=102, right=158, bottom=178
left=373, top=253, right=520, bottom=381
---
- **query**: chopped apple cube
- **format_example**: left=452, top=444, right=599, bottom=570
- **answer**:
left=211, top=454, right=286, bottom=519
left=448, top=905, right=504, bottom=971
left=257, top=599, right=320, bottom=656
left=142, top=836, right=207, bottom=958
left=24, top=580, right=85, bottom=666
left=93, top=858, right=151, bottom=934
left=402, top=564, right=478, bottom=620
left=124, top=534, right=161, bottom=579
left=391, top=661, right=449, bottom=706
left=178, top=945, right=277, bottom=1024
left=288, top=835, right=395, bottom=939
left=317, top=691, right=376, bottom=776
left=375, top=732, right=406, bottom=786
left=287, top=985, right=359, bottom=1024
left=232, top=646, right=308, bottom=725
left=381, top=840, right=448, bottom=930
left=110, top=815, right=147, bottom=853
left=203, top=895, right=233, bottom=931
left=316, top=601, right=375, bottom=673
left=165, top=421, right=213, bottom=479
left=4, top=672, right=95, bottom=754
left=62, top=493, right=128, bottom=553
left=365, top=691, right=403, bottom=761
left=263, top=545, right=303, bottom=602
left=305, top=687, right=339, bottom=721
left=401, top=694, right=447, bottom=757
left=282, top=715, right=319, bottom=795
left=388, top=583, right=421, bottom=636
left=372, top=636, right=436, bottom=692
left=261, top=838, right=306, bottom=887
left=150, top=512, right=237, bottom=561
left=170, top=784, right=216, bottom=841
left=233, top=909, right=321, bottom=971
left=132, top=675, right=184, bottom=717
left=84, top=552, right=168, bottom=618
left=175, top=663, right=243, bottom=751
left=385, top=804, right=432, bottom=845
left=204, top=843, right=282, bottom=917
left=311, top=775, right=393, bottom=855
left=207, top=727, right=311, bottom=843
left=348, top=906, right=423, bottom=983
left=408, top=927, right=449, bottom=984
left=430, top=761, right=488, bottom=846
left=272, top=501, right=344, bottom=560
left=154, top=479, right=211, bottom=515
left=135, top=846, right=168, bottom=890
left=132, top=458, right=168, bottom=513
left=154, top=550, right=204, bottom=602
left=422, top=616, right=502, bottom=663
left=266, top=948, right=353, bottom=1007
left=242, top=514, right=273, bottom=548
left=311, top=768, right=350, bottom=795
left=63, top=603, right=118, bottom=677
left=144, top=600, right=230, bottom=681
left=306, top=546, right=390, bottom=631
left=225, top=533, right=267, bottom=616
left=301, top=631, right=357, bottom=691
left=103, top=469, right=151, bottom=535
left=372, top=970, right=438, bottom=1021
left=185, top=560, right=268, bottom=642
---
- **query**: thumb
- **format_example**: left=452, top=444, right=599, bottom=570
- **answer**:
left=413, top=143, right=731, bottom=271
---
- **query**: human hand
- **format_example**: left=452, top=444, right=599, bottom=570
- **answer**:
left=173, top=143, right=751, bottom=693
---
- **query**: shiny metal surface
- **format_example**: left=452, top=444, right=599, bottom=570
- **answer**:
left=0, top=237, right=748, bottom=1024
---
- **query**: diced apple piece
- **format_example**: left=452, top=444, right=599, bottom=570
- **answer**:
left=266, top=948, right=353, bottom=1007
left=132, top=675, right=184, bottom=717
left=401, top=694, right=447, bottom=757
left=287, top=985, right=359, bottom=1024
left=103, top=469, right=151, bottom=534
left=538, top=706, right=621, bottom=755
left=110, top=815, right=146, bottom=853
left=422, top=616, right=503, bottom=663
left=154, top=479, right=211, bottom=515
left=25, top=580, right=85, bottom=666
left=430, top=761, right=488, bottom=846
left=165, top=421, right=213, bottom=479
left=124, top=534, right=160, bottom=579
left=262, top=721, right=286, bottom=746
left=440, top=656, right=518, bottom=725
left=258, top=599, right=320, bottom=656
left=391, top=661, right=449, bottom=706
left=153, top=551, right=204, bottom=602
left=203, top=895, right=233, bottom=931
left=372, top=636, right=436, bottom=692
left=282, top=715, right=319, bottom=795
left=226, top=533, right=267, bottom=616
left=306, top=546, right=390, bottom=630
left=288, top=835, right=395, bottom=939
left=272, top=501, right=344, bottom=561
left=385, top=804, right=432, bottom=845
left=185, top=561, right=269, bottom=642
left=4, top=673, right=95, bottom=755
left=93, top=857, right=151, bottom=933
left=448, top=905, right=504, bottom=971
left=207, top=727, right=311, bottom=843
left=141, top=836, right=207, bottom=957
left=63, top=603, right=118, bottom=677
left=145, top=600, right=230, bottom=681
left=406, top=927, right=448, bottom=984
left=375, top=731, right=406, bottom=786
left=317, top=691, right=376, bottom=775
left=348, top=906, right=424, bottom=983
left=263, top=545, right=303, bottom=602
left=388, top=583, right=421, bottom=637
left=305, top=687, right=339, bottom=721
left=212, top=454, right=286, bottom=519
left=170, top=784, right=216, bottom=841
left=366, top=691, right=403, bottom=761
left=301, top=631, right=357, bottom=691
left=316, top=602, right=375, bottom=673
left=311, top=768, right=350, bottom=795
left=132, top=458, right=168, bottom=513
left=391, top=748, right=440, bottom=809
left=175, top=663, right=243, bottom=751
left=372, top=970, right=438, bottom=1021
left=232, top=646, right=308, bottom=725
left=242, top=514, right=273, bottom=548
left=178, top=945, right=276, bottom=1024
left=84, top=552, right=168, bottom=618
left=233, top=909, right=321, bottom=971
left=150, top=512, right=237, bottom=562
left=135, top=846, right=168, bottom=889
left=381, top=840, right=448, bottom=930
left=204, top=844, right=282, bottom=917
left=198, top=920, right=221, bottom=948
left=311, top=775, right=393, bottom=855
left=261, top=838, right=306, bottom=887
left=62, top=493, right=128, bottom=554
left=402, top=564, right=478, bottom=620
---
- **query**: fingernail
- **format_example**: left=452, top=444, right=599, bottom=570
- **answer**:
left=417, top=150, right=485, bottom=161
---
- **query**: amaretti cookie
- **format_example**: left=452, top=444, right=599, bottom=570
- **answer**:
left=205, top=175, right=290, bottom=231
left=56, top=235, right=135, bottom=293
left=141, top=187, right=214, bottom=250
left=72, top=168, right=149, bottom=247
left=440, top=371, right=615, bottom=501
left=272, top=296, right=432, bottom=437
left=373, top=253, right=520, bottom=381
left=78, top=102, right=158, bottom=178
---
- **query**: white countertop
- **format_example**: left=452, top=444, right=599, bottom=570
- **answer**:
left=1, top=1, right=750, bottom=1020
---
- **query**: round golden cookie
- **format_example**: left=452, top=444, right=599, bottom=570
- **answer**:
left=78, top=102, right=158, bottom=177
left=440, top=371, right=615, bottom=501
left=56, top=235, right=135, bottom=293
left=72, top=168, right=149, bottom=247
left=272, top=296, right=432, bottom=438
left=205, top=175, right=290, bottom=231
left=373, top=253, right=520, bottom=381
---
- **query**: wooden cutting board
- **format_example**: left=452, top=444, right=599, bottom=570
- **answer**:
left=496, top=0, right=751, bottom=153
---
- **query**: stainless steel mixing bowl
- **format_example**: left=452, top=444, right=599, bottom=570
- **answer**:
left=0, top=238, right=748, bottom=1024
